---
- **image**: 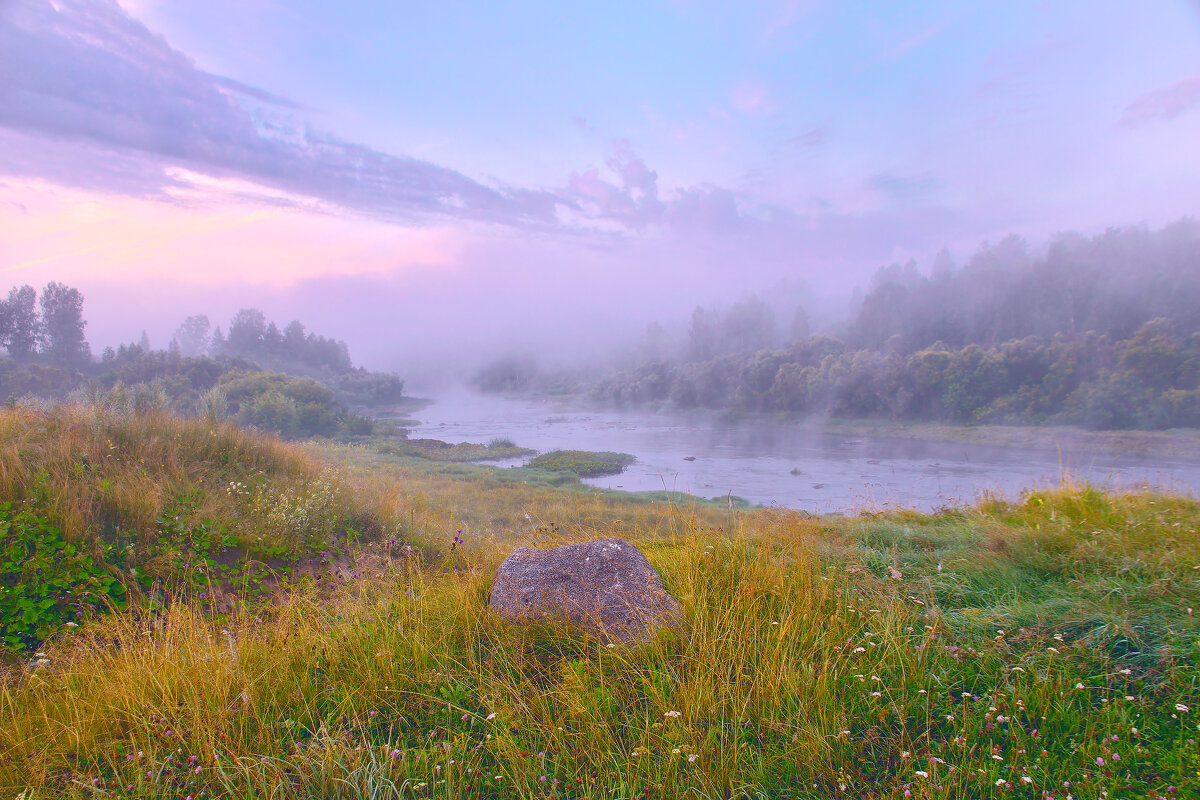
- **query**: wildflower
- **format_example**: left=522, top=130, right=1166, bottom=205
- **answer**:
left=1075, top=683, right=1085, bottom=689
left=1112, top=753, right=1120, bottom=762
left=1176, top=703, right=1190, bottom=713
left=1021, top=776, right=1033, bottom=784
left=65, top=621, right=78, bottom=628
left=995, top=779, right=1006, bottom=786
left=664, top=710, right=682, bottom=718
left=486, top=712, right=496, bottom=720
left=687, top=753, right=700, bottom=762
left=1095, top=757, right=1105, bottom=766
left=1047, top=647, right=1059, bottom=653
left=672, top=748, right=681, bottom=754
left=915, top=770, right=928, bottom=778
left=853, top=647, right=866, bottom=653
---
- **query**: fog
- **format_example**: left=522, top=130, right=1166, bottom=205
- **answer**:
left=2, top=0, right=1200, bottom=396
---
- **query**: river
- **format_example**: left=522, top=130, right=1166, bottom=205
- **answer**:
left=402, top=392, right=1200, bottom=512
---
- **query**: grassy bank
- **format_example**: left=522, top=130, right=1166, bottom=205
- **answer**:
left=2, top=408, right=1199, bottom=798
left=0, top=403, right=424, bottom=649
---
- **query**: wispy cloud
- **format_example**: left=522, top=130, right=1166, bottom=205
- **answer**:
left=0, top=0, right=561, bottom=228
left=881, top=24, right=945, bottom=61
left=759, top=0, right=823, bottom=44
left=1120, top=76, right=1200, bottom=127
left=731, top=81, right=773, bottom=113
left=786, top=126, right=827, bottom=148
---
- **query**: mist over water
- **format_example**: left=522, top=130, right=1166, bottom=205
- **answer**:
left=405, top=392, right=1200, bottom=512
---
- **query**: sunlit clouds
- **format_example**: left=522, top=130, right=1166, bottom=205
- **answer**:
left=2, top=0, right=1199, bottom=366
left=0, top=177, right=463, bottom=287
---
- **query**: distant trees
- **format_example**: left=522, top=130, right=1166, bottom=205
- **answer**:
left=1, top=288, right=407, bottom=417
left=0, top=285, right=40, bottom=361
left=686, top=296, right=778, bottom=362
left=0, top=282, right=90, bottom=366
left=587, top=219, right=1200, bottom=430
left=39, top=282, right=90, bottom=367
left=847, top=221, right=1200, bottom=352
left=214, top=307, right=352, bottom=374
left=171, top=315, right=211, bottom=357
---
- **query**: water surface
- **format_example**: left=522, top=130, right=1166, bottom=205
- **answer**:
left=403, top=393, right=1200, bottom=512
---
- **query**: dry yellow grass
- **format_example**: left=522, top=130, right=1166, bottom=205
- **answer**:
left=2, top=407, right=1199, bottom=797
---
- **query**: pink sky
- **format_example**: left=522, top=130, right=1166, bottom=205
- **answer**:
left=2, top=0, right=1199, bottom=375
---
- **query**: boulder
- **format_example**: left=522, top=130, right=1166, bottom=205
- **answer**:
left=488, top=538, right=683, bottom=641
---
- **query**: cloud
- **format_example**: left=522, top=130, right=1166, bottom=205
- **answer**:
left=881, top=24, right=945, bottom=61
left=786, top=126, right=827, bottom=148
left=731, top=81, right=772, bottom=113
left=759, top=0, right=823, bottom=44
left=0, top=0, right=561, bottom=228
left=205, top=73, right=309, bottom=111
left=565, top=139, right=666, bottom=230
left=870, top=173, right=939, bottom=205
left=0, top=0, right=787, bottom=244
left=1121, top=76, right=1200, bottom=127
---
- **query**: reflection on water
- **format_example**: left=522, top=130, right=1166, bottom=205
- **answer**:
left=402, top=393, right=1200, bottom=512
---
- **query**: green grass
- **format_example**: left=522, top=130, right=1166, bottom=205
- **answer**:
left=526, top=450, right=636, bottom=478
left=2, top=408, right=1199, bottom=798
left=375, top=437, right=536, bottom=463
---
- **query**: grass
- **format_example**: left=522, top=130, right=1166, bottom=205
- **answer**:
left=0, top=402, right=424, bottom=644
left=376, top=437, right=536, bottom=463
left=2, top=407, right=1200, bottom=798
left=526, top=450, right=637, bottom=478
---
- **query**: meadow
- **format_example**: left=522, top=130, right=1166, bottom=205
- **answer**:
left=2, top=403, right=1199, bottom=798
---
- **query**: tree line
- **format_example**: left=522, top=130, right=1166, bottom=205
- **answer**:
left=1, top=285, right=407, bottom=437
left=588, top=219, right=1200, bottom=430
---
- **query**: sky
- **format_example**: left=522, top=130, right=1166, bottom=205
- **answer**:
left=1, top=0, right=1199, bottom=374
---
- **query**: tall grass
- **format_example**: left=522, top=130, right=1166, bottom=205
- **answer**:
left=3, top=465, right=1199, bottom=797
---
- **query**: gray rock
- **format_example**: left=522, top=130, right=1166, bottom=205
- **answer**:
left=489, top=538, right=683, bottom=641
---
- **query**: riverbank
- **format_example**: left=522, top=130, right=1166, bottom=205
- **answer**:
left=3, top=409, right=1199, bottom=796
left=401, top=392, right=1200, bottom=511
left=509, top=391, right=1200, bottom=460
left=789, top=417, right=1200, bottom=460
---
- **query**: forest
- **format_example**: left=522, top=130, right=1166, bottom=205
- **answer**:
left=586, top=220, right=1200, bottom=429
left=0, top=287, right=407, bottom=438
